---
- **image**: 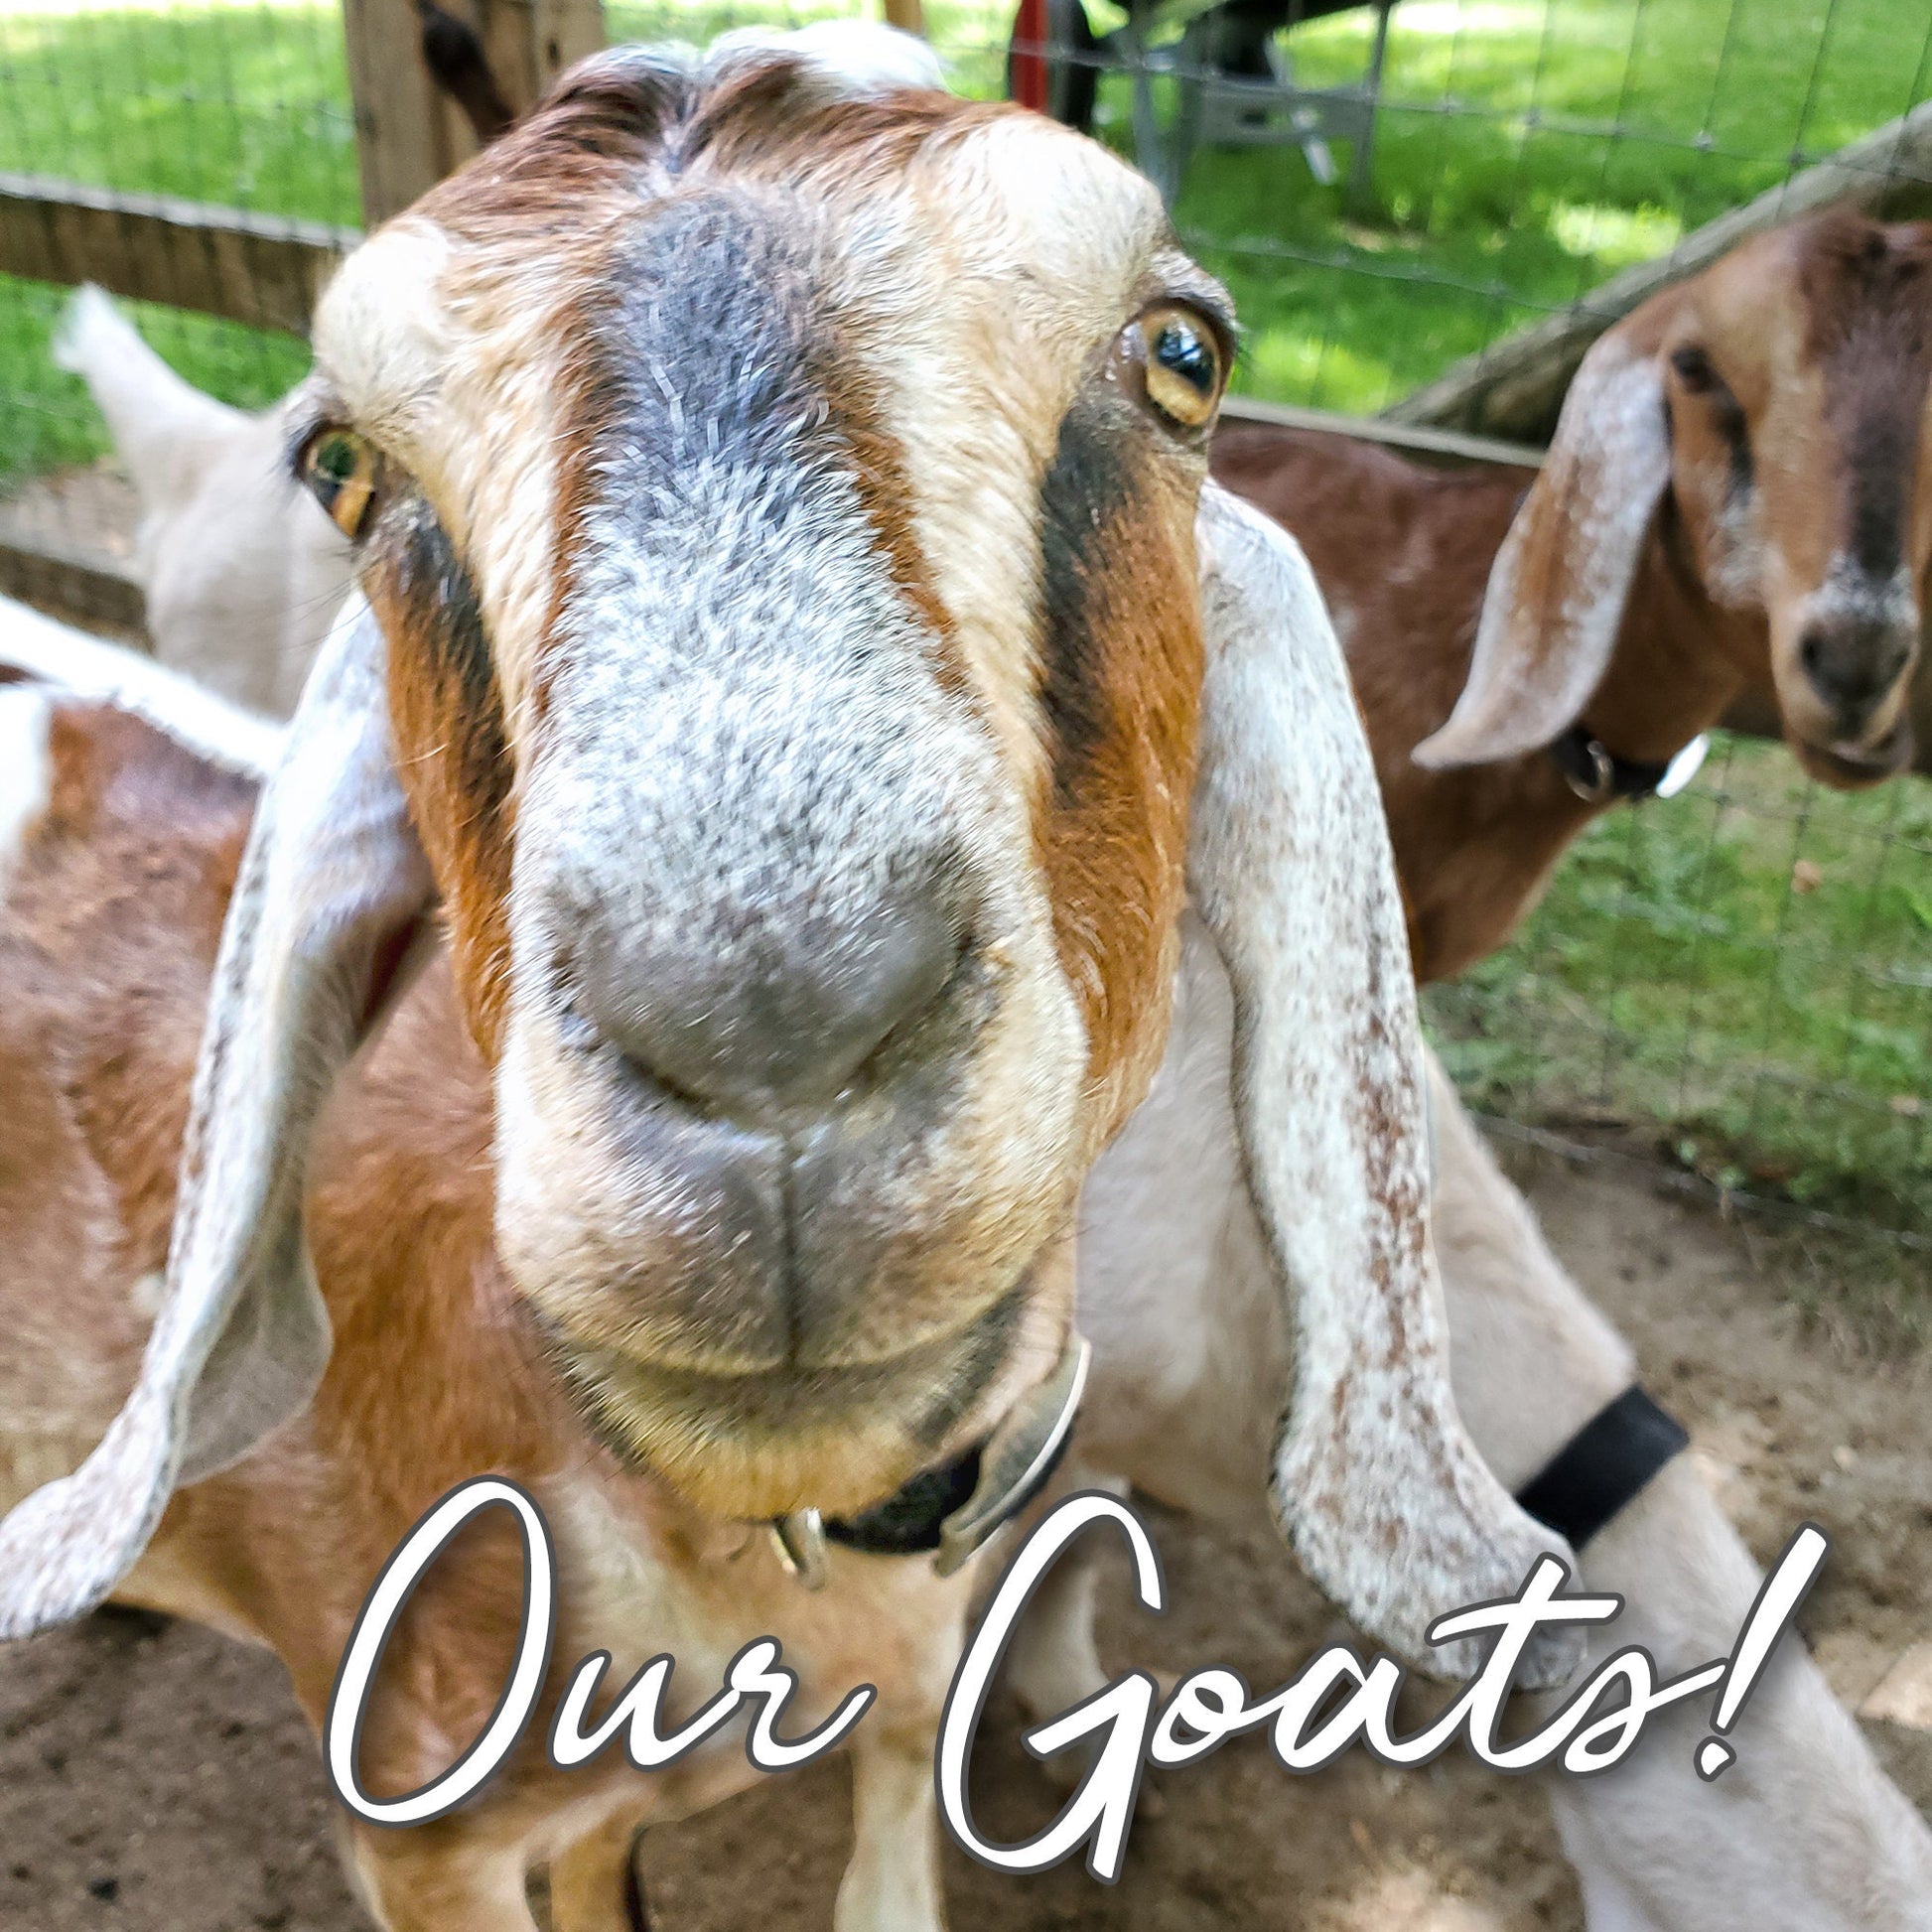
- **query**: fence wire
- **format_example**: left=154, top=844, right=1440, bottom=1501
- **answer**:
left=0, top=0, right=1926, bottom=1305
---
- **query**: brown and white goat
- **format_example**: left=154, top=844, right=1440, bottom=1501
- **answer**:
left=0, top=618, right=982, bottom=1927
left=8, top=589, right=1928, bottom=1931
left=1213, top=207, right=1932, bottom=980
left=0, top=25, right=1568, bottom=1926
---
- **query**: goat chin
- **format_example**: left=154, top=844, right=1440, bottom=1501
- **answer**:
left=1037, top=924, right=1932, bottom=1932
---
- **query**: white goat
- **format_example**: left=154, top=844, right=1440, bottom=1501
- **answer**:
left=1028, top=898, right=1932, bottom=1928
left=54, top=285, right=352, bottom=715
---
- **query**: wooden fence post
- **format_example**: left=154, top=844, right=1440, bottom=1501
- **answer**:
left=345, top=0, right=606, bottom=227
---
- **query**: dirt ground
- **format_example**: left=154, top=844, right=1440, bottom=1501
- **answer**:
left=3, top=1154, right=1928, bottom=1932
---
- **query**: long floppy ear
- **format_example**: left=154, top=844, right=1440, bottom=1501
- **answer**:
left=0, top=595, right=435, bottom=1639
left=1414, top=332, right=1671, bottom=770
left=1190, top=483, right=1581, bottom=1685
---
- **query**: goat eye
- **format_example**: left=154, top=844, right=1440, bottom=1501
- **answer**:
left=299, top=427, right=380, bottom=538
left=1137, top=307, right=1225, bottom=431
left=1670, top=345, right=1716, bottom=393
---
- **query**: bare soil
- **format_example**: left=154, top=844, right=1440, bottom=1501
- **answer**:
left=3, top=1155, right=1928, bottom=1932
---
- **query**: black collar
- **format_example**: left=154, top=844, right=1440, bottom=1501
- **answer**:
left=824, top=1445, right=990, bottom=1558
left=1515, top=1385, right=1689, bottom=1550
left=765, top=1332, right=1091, bottom=1587
left=1548, top=724, right=1676, bottom=804
left=831, top=1380, right=1686, bottom=1562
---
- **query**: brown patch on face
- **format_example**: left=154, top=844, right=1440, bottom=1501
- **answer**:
left=1665, top=215, right=1932, bottom=616
left=416, top=50, right=689, bottom=247
left=683, top=60, right=1010, bottom=186
left=1034, top=389, right=1205, bottom=1126
left=365, top=495, right=517, bottom=1058
left=1797, top=213, right=1932, bottom=585
left=419, top=50, right=1008, bottom=266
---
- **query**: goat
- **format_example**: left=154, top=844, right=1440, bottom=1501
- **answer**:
left=7, top=589, right=1924, bottom=1928
left=1212, top=208, right=1932, bottom=981
left=30, top=88, right=1927, bottom=1931
left=61, top=209, right=1932, bottom=959
left=1013, top=904, right=1932, bottom=1930
left=54, top=285, right=353, bottom=717
left=988, top=206, right=1932, bottom=1926
left=37, top=86, right=1928, bottom=1930
left=0, top=22, right=1568, bottom=1925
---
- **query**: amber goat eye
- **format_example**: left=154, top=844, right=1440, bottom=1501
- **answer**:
left=1139, top=308, right=1226, bottom=430
left=300, top=427, right=380, bottom=538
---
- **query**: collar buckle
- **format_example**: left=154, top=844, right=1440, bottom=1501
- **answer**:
left=1562, top=732, right=1618, bottom=803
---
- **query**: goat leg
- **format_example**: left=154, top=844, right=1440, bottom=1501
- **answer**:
left=548, top=1814, right=649, bottom=1932
left=346, top=1828, right=539, bottom=1931
left=835, top=1721, right=947, bottom=1932
left=1426, top=1065, right=1932, bottom=1932
left=1059, top=999, right=1932, bottom=1928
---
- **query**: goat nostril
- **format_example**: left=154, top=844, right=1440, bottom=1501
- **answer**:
left=1800, top=630, right=1829, bottom=683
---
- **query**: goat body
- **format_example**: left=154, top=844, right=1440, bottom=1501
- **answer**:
left=0, top=622, right=965, bottom=1927
left=1028, top=916, right=1932, bottom=1931
left=5, top=612, right=1925, bottom=1929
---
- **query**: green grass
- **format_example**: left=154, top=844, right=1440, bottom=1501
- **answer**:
left=0, top=0, right=1927, bottom=1304
left=0, top=0, right=351, bottom=477
left=1155, top=0, right=1932, bottom=410
left=4, top=0, right=1927, bottom=460
left=1424, top=732, right=1932, bottom=1286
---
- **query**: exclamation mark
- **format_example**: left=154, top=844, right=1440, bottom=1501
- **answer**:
left=1696, top=1523, right=1830, bottom=1780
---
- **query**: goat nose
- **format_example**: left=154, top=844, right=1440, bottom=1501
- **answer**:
left=568, top=881, right=968, bottom=1118
left=1798, top=623, right=1911, bottom=725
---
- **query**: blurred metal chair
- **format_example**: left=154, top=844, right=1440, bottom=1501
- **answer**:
left=1009, top=0, right=1396, bottom=207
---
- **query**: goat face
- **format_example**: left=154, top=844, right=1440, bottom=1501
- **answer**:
left=1419, top=209, right=1932, bottom=788
left=1663, top=212, right=1930, bottom=782
left=300, top=44, right=1228, bottom=1518
left=0, top=33, right=1578, bottom=1680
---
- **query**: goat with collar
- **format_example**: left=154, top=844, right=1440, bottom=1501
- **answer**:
left=0, top=21, right=1562, bottom=1925
left=1213, top=208, right=1932, bottom=982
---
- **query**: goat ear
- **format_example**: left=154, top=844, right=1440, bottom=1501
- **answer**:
left=0, top=595, right=435, bottom=1639
left=1189, top=482, right=1581, bottom=1685
left=1414, top=334, right=1670, bottom=770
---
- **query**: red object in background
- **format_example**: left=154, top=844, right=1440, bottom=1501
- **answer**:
left=1011, top=0, right=1049, bottom=111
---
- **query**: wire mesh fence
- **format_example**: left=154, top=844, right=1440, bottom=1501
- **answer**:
left=0, top=0, right=1926, bottom=1306
left=0, top=0, right=348, bottom=483
left=1426, top=732, right=1932, bottom=1323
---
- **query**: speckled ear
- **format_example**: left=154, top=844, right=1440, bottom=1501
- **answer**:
left=1416, top=336, right=1671, bottom=770
left=1188, top=481, right=1582, bottom=1686
left=0, top=594, right=434, bottom=1640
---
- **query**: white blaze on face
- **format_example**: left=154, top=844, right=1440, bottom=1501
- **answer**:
left=847, top=116, right=1178, bottom=790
